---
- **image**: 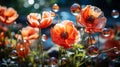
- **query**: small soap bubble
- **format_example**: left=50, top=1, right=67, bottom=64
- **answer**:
left=52, top=3, right=59, bottom=12
left=70, top=3, right=81, bottom=16
left=87, top=45, right=99, bottom=58
left=111, top=10, right=119, bottom=19
left=41, top=34, right=48, bottom=42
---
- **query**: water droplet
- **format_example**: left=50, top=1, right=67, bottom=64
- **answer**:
left=87, top=45, right=99, bottom=58
left=70, top=3, right=81, bottom=16
left=52, top=3, right=59, bottom=12
left=14, top=21, right=17, bottom=24
left=61, top=57, right=67, bottom=65
left=111, top=10, right=119, bottom=18
left=10, top=50, right=18, bottom=59
left=50, top=57, right=57, bottom=65
left=20, top=47, right=24, bottom=51
left=41, top=34, right=48, bottom=42
left=87, top=36, right=96, bottom=45
left=34, top=56, right=40, bottom=63
left=11, top=32, right=15, bottom=36
left=101, top=28, right=114, bottom=39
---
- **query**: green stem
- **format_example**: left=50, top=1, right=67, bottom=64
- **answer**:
left=88, top=33, right=92, bottom=46
left=75, top=16, right=78, bottom=29
left=97, top=33, right=100, bottom=48
left=56, top=14, right=60, bottom=23
left=79, top=27, right=85, bottom=44
left=59, top=47, right=62, bottom=66
left=9, top=25, right=13, bottom=45
left=38, top=29, right=44, bottom=67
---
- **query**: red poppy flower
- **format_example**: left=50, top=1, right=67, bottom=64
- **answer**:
left=16, top=42, right=30, bottom=58
left=21, top=26, right=39, bottom=40
left=27, top=11, right=55, bottom=28
left=50, top=20, right=80, bottom=48
left=101, top=28, right=115, bottom=39
left=102, top=39, right=120, bottom=60
left=0, top=6, right=19, bottom=24
left=77, top=5, right=107, bottom=33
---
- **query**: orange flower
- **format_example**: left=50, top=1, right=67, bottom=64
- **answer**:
left=27, top=11, right=55, bottom=28
left=16, top=42, right=30, bottom=58
left=0, top=6, right=19, bottom=24
left=0, top=6, right=6, bottom=23
left=0, top=32, right=5, bottom=46
left=21, top=26, right=39, bottom=40
left=50, top=20, right=80, bottom=48
left=77, top=5, right=107, bottom=33
left=101, top=28, right=115, bottom=39
left=102, top=39, right=120, bottom=60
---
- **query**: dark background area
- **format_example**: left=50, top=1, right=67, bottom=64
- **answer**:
left=0, top=0, right=120, bottom=15
left=0, top=0, right=120, bottom=28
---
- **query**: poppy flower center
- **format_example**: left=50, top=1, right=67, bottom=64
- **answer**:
left=60, top=32, right=69, bottom=39
left=86, top=15, right=95, bottom=24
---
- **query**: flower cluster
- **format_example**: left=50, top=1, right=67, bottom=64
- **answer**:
left=0, top=3, right=120, bottom=67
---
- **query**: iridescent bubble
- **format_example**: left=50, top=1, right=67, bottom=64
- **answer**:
left=52, top=3, right=59, bottom=12
left=10, top=50, right=18, bottom=59
left=101, top=28, right=114, bottom=39
left=70, top=3, right=81, bottom=16
left=111, top=10, right=119, bottom=18
left=87, top=45, right=99, bottom=58
left=102, top=28, right=110, bottom=37
left=87, top=36, right=96, bottom=45
left=41, top=34, right=48, bottom=42
left=50, top=57, right=57, bottom=65
left=14, top=21, right=17, bottom=24
left=61, top=57, right=67, bottom=65
left=34, top=56, right=40, bottom=63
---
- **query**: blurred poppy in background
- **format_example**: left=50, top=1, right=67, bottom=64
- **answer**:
left=102, top=39, right=120, bottom=60
left=21, top=26, right=39, bottom=40
left=16, top=41, right=30, bottom=58
left=0, top=6, right=18, bottom=24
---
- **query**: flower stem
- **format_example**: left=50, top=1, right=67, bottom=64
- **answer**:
left=56, top=14, right=60, bottom=23
left=38, top=29, right=44, bottom=66
left=9, top=25, right=13, bottom=45
left=88, top=33, right=92, bottom=46
left=97, top=32, right=100, bottom=48
left=75, top=16, right=78, bottom=29
left=59, top=47, right=62, bottom=66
